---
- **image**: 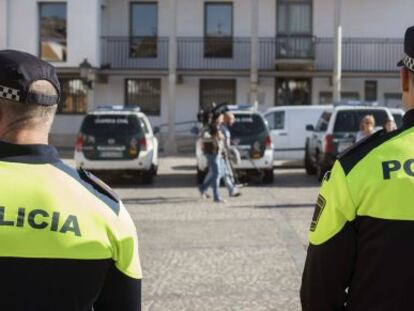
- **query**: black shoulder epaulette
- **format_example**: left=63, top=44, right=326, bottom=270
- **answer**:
left=337, top=129, right=384, bottom=160
left=338, top=128, right=404, bottom=175
left=78, top=168, right=120, bottom=203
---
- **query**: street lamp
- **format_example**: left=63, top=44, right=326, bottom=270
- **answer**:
left=79, top=58, right=94, bottom=89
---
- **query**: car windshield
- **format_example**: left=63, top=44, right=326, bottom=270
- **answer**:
left=81, top=115, right=142, bottom=136
left=334, top=110, right=388, bottom=132
left=229, top=114, right=267, bottom=137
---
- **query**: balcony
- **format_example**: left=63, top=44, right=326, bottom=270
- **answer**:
left=273, top=36, right=316, bottom=70
left=315, top=38, right=403, bottom=72
left=258, top=36, right=315, bottom=70
left=101, top=36, right=169, bottom=70
left=100, top=36, right=403, bottom=73
left=177, top=37, right=251, bottom=71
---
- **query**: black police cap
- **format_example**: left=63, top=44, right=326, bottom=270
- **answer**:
left=398, top=26, right=414, bottom=72
left=0, top=50, right=61, bottom=106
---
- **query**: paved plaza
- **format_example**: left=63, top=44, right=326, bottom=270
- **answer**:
left=66, top=156, right=320, bottom=311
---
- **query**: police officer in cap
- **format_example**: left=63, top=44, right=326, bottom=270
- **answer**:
left=0, top=50, right=141, bottom=310
left=301, top=26, right=414, bottom=310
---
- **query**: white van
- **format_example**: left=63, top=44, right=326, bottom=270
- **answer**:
left=264, top=105, right=333, bottom=163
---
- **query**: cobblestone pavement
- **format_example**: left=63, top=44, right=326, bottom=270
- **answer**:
left=66, top=156, right=320, bottom=311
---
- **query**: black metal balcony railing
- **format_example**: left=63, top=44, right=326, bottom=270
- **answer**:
left=315, top=38, right=403, bottom=72
left=275, top=36, right=316, bottom=59
left=101, top=36, right=403, bottom=73
left=178, top=37, right=251, bottom=70
left=258, top=36, right=315, bottom=70
left=101, top=36, right=169, bottom=70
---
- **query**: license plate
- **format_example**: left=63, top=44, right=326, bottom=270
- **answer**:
left=99, top=151, right=123, bottom=158
left=338, top=142, right=353, bottom=153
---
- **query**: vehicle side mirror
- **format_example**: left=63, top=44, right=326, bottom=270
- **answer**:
left=191, top=126, right=199, bottom=135
left=306, top=124, right=314, bottom=131
left=153, top=126, right=160, bottom=134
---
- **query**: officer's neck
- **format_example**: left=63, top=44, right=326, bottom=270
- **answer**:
left=0, top=129, right=49, bottom=145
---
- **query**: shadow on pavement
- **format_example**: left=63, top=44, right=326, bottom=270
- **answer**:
left=171, top=165, right=196, bottom=171
left=272, top=169, right=320, bottom=188
left=254, top=203, right=315, bottom=209
left=107, top=169, right=320, bottom=189
left=106, top=173, right=197, bottom=188
left=123, top=197, right=197, bottom=205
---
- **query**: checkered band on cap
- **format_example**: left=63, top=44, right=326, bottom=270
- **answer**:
left=403, top=53, right=414, bottom=72
left=0, top=85, right=20, bottom=102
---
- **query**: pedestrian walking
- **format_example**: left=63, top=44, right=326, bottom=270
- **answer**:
left=220, top=112, right=241, bottom=197
left=0, top=50, right=141, bottom=311
left=301, top=26, right=414, bottom=311
left=200, top=113, right=226, bottom=203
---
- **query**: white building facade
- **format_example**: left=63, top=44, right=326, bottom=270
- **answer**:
left=0, top=0, right=412, bottom=147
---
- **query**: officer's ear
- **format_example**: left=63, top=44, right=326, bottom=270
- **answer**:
left=401, top=67, right=410, bottom=93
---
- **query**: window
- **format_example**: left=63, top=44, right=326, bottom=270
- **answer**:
left=230, top=114, right=267, bottom=137
left=266, top=111, right=285, bottom=130
left=204, top=3, right=233, bottom=58
left=39, top=3, right=67, bottom=62
left=126, top=79, right=161, bottom=116
left=275, top=78, right=311, bottom=106
left=277, top=0, right=313, bottom=58
left=365, top=81, right=377, bottom=102
left=139, top=117, right=150, bottom=134
left=81, top=115, right=143, bottom=136
left=319, top=92, right=360, bottom=104
left=59, top=79, right=87, bottom=114
left=130, top=3, right=158, bottom=58
left=277, top=0, right=312, bottom=35
left=200, top=79, right=236, bottom=111
left=315, top=112, right=331, bottom=132
left=334, top=110, right=388, bottom=132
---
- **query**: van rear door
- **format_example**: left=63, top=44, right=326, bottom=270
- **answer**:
left=265, top=110, right=289, bottom=160
left=286, top=108, right=327, bottom=161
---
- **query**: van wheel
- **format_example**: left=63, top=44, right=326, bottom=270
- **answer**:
left=197, top=169, right=207, bottom=184
left=143, top=169, right=154, bottom=184
left=263, top=169, right=274, bottom=184
left=305, top=149, right=317, bottom=175
left=317, top=163, right=327, bottom=182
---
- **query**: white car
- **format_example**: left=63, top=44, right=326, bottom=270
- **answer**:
left=305, top=104, right=394, bottom=180
left=264, top=105, right=333, bottom=164
left=74, top=106, right=159, bottom=184
left=388, top=107, right=405, bottom=128
left=196, top=107, right=274, bottom=184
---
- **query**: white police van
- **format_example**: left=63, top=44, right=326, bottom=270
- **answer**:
left=74, top=106, right=159, bottom=184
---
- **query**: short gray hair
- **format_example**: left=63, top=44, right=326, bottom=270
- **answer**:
left=0, top=80, right=58, bottom=129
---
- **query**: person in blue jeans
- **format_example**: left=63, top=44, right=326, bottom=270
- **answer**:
left=200, top=114, right=225, bottom=203
left=220, top=112, right=241, bottom=197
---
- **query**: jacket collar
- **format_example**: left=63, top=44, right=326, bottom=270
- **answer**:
left=403, top=109, right=414, bottom=129
left=0, top=141, right=60, bottom=164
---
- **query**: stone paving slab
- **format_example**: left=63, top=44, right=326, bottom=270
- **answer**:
left=64, top=157, right=320, bottom=310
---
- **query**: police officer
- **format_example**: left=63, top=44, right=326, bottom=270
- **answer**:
left=0, top=50, right=141, bottom=310
left=301, top=26, right=414, bottom=310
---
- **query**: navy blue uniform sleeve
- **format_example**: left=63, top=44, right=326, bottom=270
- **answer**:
left=301, top=223, right=356, bottom=311
left=94, top=263, right=141, bottom=311
left=300, top=162, right=357, bottom=310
